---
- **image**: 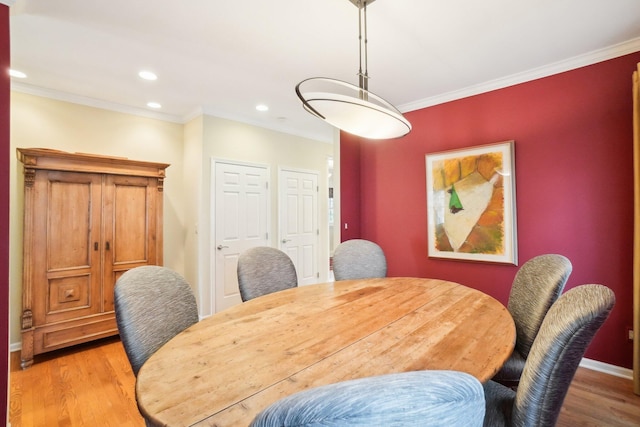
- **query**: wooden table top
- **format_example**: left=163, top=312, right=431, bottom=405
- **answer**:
left=136, top=277, right=515, bottom=427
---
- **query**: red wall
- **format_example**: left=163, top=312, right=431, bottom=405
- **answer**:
left=1, top=4, right=10, bottom=424
left=341, top=51, right=640, bottom=369
left=340, top=134, right=362, bottom=240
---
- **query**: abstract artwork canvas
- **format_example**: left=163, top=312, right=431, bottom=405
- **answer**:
left=425, top=141, right=517, bottom=264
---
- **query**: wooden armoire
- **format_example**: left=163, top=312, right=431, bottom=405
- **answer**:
left=17, top=148, right=169, bottom=368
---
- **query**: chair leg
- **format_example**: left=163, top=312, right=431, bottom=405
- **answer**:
left=494, top=378, right=519, bottom=391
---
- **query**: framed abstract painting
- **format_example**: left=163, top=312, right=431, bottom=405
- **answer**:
left=425, top=141, right=518, bottom=264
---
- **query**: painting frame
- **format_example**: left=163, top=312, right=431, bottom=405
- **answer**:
left=425, top=141, right=517, bottom=265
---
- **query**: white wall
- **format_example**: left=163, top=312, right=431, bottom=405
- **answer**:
left=182, top=115, right=205, bottom=302
left=8, top=92, right=336, bottom=345
left=195, top=115, right=334, bottom=315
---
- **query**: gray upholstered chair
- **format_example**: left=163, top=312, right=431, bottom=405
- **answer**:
left=493, top=254, right=572, bottom=387
left=250, top=370, right=485, bottom=427
left=484, top=284, right=615, bottom=427
left=237, top=246, right=298, bottom=302
left=332, top=239, right=387, bottom=281
left=114, top=265, right=199, bottom=376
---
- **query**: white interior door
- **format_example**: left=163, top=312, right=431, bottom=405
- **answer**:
left=279, top=168, right=318, bottom=286
left=214, top=160, right=269, bottom=312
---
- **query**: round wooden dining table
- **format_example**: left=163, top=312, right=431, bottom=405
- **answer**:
left=136, top=277, right=515, bottom=427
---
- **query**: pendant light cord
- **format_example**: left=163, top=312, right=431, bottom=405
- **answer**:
left=358, top=1, right=369, bottom=96
left=363, top=1, right=368, bottom=91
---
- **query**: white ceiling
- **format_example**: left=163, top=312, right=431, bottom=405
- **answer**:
left=8, top=0, right=640, bottom=143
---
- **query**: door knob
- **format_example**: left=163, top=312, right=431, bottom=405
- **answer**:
left=282, top=239, right=291, bottom=244
left=217, top=245, right=229, bottom=250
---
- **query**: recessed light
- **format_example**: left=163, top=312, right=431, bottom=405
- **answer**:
left=147, top=102, right=162, bottom=109
left=256, top=104, right=269, bottom=112
left=9, top=69, right=27, bottom=79
left=139, top=70, right=158, bottom=81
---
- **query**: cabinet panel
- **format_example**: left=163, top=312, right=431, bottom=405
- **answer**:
left=33, top=314, right=118, bottom=355
left=47, top=179, right=94, bottom=269
left=48, top=274, right=91, bottom=313
left=33, top=171, right=102, bottom=326
left=107, top=175, right=157, bottom=265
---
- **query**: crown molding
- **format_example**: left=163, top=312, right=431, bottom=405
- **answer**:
left=10, top=82, right=335, bottom=143
left=199, top=105, right=334, bottom=144
left=11, top=81, right=184, bottom=124
left=399, top=37, right=640, bottom=113
left=10, top=37, right=640, bottom=138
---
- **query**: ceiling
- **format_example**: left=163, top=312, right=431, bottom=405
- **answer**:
left=8, top=0, right=640, bottom=143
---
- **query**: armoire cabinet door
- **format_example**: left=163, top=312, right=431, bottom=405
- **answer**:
left=102, top=174, right=159, bottom=313
left=32, top=170, right=103, bottom=326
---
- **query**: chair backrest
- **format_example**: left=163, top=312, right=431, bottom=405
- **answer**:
left=250, top=370, right=485, bottom=427
left=237, top=247, right=298, bottom=302
left=332, top=239, right=387, bottom=281
left=114, top=265, right=199, bottom=376
left=507, top=254, right=572, bottom=358
left=512, top=284, right=615, bottom=427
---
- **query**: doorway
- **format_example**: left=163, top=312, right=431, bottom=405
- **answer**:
left=212, top=160, right=269, bottom=312
left=278, top=168, right=319, bottom=286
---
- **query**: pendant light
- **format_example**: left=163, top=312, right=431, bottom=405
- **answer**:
left=295, top=0, right=411, bottom=140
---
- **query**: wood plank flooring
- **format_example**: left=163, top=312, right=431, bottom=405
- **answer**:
left=9, top=337, right=143, bottom=427
left=8, top=336, right=640, bottom=426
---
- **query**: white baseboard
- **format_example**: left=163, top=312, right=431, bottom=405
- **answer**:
left=579, top=357, right=633, bottom=379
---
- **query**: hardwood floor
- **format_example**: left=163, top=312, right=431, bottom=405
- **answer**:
left=556, top=367, right=640, bottom=427
left=9, top=337, right=144, bottom=427
left=8, top=336, right=640, bottom=426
